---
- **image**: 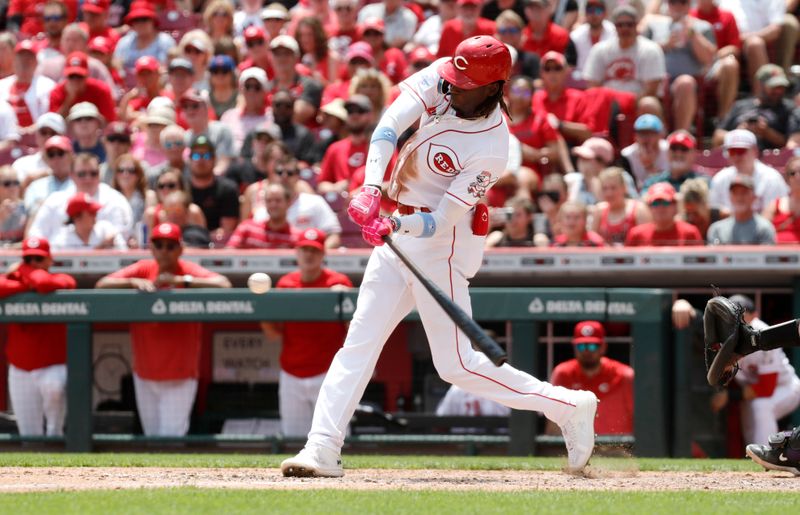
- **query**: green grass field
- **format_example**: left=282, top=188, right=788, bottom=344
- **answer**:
left=2, top=454, right=799, bottom=514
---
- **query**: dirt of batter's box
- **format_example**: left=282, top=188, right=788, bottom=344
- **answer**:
left=0, top=467, right=796, bottom=492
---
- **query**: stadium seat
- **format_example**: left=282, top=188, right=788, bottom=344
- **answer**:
left=0, top=145, right=34, bottom=166
left=760, top=148, right=795, bottom=172
left=694, top=148, right=727, bottom=176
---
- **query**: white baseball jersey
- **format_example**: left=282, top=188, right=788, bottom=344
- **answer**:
left=389, top=59, right=509, bottom=210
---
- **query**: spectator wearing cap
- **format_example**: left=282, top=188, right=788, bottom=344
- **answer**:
left=49, top=192, right=126, bottom=250
left=707, top=174, right=777, bottom=244
left=584, top=5, right=666, bottom=99
left=0, top=41, right=56, bottom=130
left=531, top=51, right=593, bottom=146
left=239, top=27, right=272, bottom=75
left=7, top=0, right=77, bottom=38
left=315, top=99, right=350, bottom=156
left=590, top=167, right=652, bottom=245
left=551, top=201, right=605, bottom=247
left=187, top=135, right=240, bottom=243
left=620, top=114, right=669, bottom=188
left=79, top=0, right=120, bottom=52
left=267, top=35, right=324, bottom=126
left=148, top=125, right=189, bottom=183
left=225, top=123, right=282, bottom=191
left=234, top=0, right=266, bottom=37
left=259, top=227, right=352, bottom=437
left=262, top=3, right=290, bottom=42
left=0, top=165, right=25, bottom=244
left=436, top=0, right=497, bottom=59
left=321, top=41, right=378, bottom=106
left=96, top=223, right=231, bottom=436
left=328, top=0, right=361, bottom=60
left=226, top=183, right=298, bottom=249
left=641, top=0, right=717, bottom=131
left=271, top=90, right=321, bottom=165
left=11, top=113, right=65, bottom=188
left=0, top=236, right=77, bottom=437
left=113, top=3, right=176, bottom=72
left=295, top=16, right=341, bottom=85
left=120, top=57, right=167, bottom=123
left=49, top=51, right=116, bottom=123
left=409, top=0, right=457, bottom=55
left=67, top=102, right=106, bottom=163
left=406, top=47, right=436, bottom=77
left=28, top=152, right=133, bottom=240
left=641, top=130, right=706, bottom=193
left=548, top=321, right=634, bottom=435
left=23, top=136, right=74, bottom=214
left=181, top=88, right=236, bottom=175
left=319, top=94, right=393, bottom=196
left=713, top=64, right=800, bottom=151
left=358, top=0, right=419, bottom=48
left=131, top=102, right=176, bottom=171
left=87, top=37, right=124, bottom=91
left=219, top=67, right=272, bottom=155
left=625, top=182, right=704, bottom=245
left=570, top=0, right=616, bottom=78
left=566, top=137, right=638, bottom=205
left=206, top=55, right=239, bottom=120
left=177, top=30, right=214, bottom=91
left=100, top=122, right=133, bottom=185
left=493, top=10, right=541, bottom=80
left=523, top=0, right=574, bottom=58
left=709, top=129, right=788, bottom=212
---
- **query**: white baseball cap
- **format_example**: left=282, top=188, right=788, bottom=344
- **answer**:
left=36, top=112, right=66, bottom=134
left=723, top=129, right=757, bottom=149
left=270, top=35, right=300, bottom=56
left=239, top=67, right=269, bottom=89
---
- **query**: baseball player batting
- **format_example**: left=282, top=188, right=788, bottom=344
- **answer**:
left=704, top=295, right=800, bottom=475
left=281, top=36, right=598, bottom=478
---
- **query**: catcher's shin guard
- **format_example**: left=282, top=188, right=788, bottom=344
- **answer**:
left=756, top=319, right=800, bottom=351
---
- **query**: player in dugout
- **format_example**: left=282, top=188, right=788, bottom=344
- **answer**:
left=281, top=36, right=598, bottom=479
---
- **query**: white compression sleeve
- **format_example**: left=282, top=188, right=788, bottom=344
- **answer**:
left=393, top=196, right=470, bottom=238
left=363, top=90, right=426, bottom=186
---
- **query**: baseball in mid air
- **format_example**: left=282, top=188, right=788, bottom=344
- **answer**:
left=247, top=272, right=272, bottom=294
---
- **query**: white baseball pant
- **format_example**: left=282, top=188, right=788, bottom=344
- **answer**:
left=133, top=374, right=198, bottom=436
left=8, top=364, right=67, bottom=436
left=307, top=213, right=583, bottom=452
left=279, top=370, right=327, bottom=438
left=741, top=376, right=800, bottom=446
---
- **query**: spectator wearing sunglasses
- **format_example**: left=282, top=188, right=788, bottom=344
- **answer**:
left=181, top=88, right=235, bottom=176
left=220, top=68, right=271, bottom=156
left=50, top=192, right=127, bottom=250
left=625, top=182, right=703, bottom=246
left=111, top=154, right=157, bottom=228
left=0, top=40, right=56, bottom=131
left=7, top=0, right=77, bottom=38
left=709, top=129, right=787, bottom=212
left=641, top=130, right=705, bottom=193
left=99, top=122, right=133, bottom=185
left=569, top=0, right=616, bottom=78
left=436, top=0, right=497, bottom=60
left=493, top=10, right=541, bottom=80
left=0, top=237, right=77, bottom=437
left=238, top=27, right=272, bottom=75
left=207, top=55, right=239, bottom=121
left=28, top=152, right=133, bottom=241
left=0, top=165, right=25, bottom=245
left=11, top=113, right=65, bottom=189
left=96, top=223, right=231, bottom=436
left=187, top=135, right=240, bottom=245
left=549, top=321, right=634, bottom=435
left=37, top=1, right=71, bottom=62
left=144, top=168, right=207, bottom=232
left=23, top=136, right=74, bottom=214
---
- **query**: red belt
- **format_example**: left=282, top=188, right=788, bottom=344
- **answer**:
left=397, top=204, right=432, bottom=215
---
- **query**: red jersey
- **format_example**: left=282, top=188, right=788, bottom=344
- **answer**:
left=225, top=219, right=297, bottom=249
left=319, top=137, right=369, bottom=185
left=49, top=77, right=116, bottom=123
left=106, top=259, right=222, bottom=380
left=770, top=198, right=800, bottom=243
left=522, top=22, right=569, bottom=56
left=0, top=264, right=77, bottom=371
left=321, top=79, right=351, bottom=106
left=508, top=112, right=558, bottom=172
left=690, top=6, right=741, bottom=49
left=531, top=88, right=587, bottom=126
left=624, top=220, right=704, bottom=246
left=597, top=202, right=638, bottom=245
left=436, top=18, right=497, bottom=59
left=8, top=0, right=78, bottom=37
left=380, top=48, right=410, bottom=85
left=276, top=269, right=352, bottom=377
left=6, top=80, right=33, bottom=127
left=551, top=357, right=634, bottom=435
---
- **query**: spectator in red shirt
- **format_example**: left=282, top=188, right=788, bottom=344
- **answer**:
left=79, top=0, right=120, bottom=52
left=549, top=321, right=634, bottom=435
left=96, top=223, right=231, bottom=436
left=226, top=183, right=298, bottom=249
left=359, top=18, right=409, bottom=84
left=49, top=52, right=116, bottom=123
left=120, top=56, right=166, bottom=123
left=551, top=201, right=606, bottom=246
left=522, top=0, right=573, bottom=58
left=532, top=51, right=592, bottom=146
left=239, top=26, right=273, bottom=75
left=260, top=228, right=353, bottom=436
left=7, top=0, right=77, bottom=38
left=436, top=0, right=497, bottom=59
left=625, top=182, right=704, bottom=246
left=0, top=237, right=76, bottom=436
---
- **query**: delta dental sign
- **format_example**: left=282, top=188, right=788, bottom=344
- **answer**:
left=527, top=298, right=637, bottom=316
left=0, top=301, right=89, bottom=316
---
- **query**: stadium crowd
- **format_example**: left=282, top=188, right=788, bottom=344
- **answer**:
left=0, top=0, right=799, bottom=249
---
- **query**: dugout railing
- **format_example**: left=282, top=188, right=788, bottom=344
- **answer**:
left=0, top=288, right=673, bottom=455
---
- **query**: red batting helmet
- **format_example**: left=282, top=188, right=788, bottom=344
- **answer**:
left=437, top=36, right=512, bottom=90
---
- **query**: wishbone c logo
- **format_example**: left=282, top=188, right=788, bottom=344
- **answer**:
left=454, top=56, right=468, bottom=71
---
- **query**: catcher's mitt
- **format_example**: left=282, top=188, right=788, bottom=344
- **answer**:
left=704, top=296, right=759, bottom=387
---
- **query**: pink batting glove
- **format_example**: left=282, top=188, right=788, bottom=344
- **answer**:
left=347, top=184, right=382, bottom=226
left=361, top=217, right=396, bottom=246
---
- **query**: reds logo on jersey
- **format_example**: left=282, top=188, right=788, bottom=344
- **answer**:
left=347, top=152, right=365, bottom=168
left=427, top=143, right=463, bottom=177
left=467, top=171, right=492, bottom=198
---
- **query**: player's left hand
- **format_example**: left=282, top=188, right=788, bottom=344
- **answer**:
left=362, top=217, right=396, bottom=246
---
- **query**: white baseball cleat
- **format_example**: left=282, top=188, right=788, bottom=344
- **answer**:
left=559, top=390, right=598, bottom=473
left=281, top=445, right=344, bottom=478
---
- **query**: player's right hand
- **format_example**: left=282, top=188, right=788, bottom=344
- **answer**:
left=362, top=217, right=395, bottom=246
left=347, top=185, right=381, bottom=226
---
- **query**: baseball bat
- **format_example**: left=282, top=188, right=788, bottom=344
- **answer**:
left=382, top=235, right=507, bottom=366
